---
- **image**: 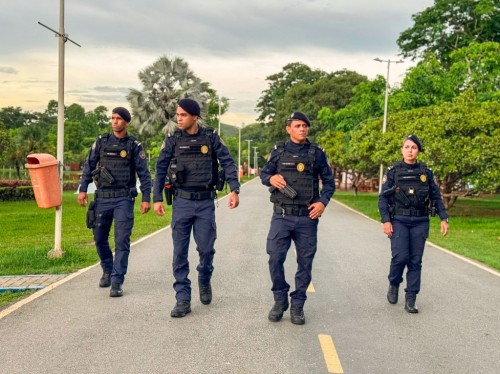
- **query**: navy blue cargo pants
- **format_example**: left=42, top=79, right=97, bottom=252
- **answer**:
left=93, top=196, right=135, bottom=285
left=389, top=215, right=429, bottom=298
left=171, top=197, right=216, bottom=302
left=266, top=213, right=318, bottom=308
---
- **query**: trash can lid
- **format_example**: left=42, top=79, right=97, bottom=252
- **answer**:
left=25, top=153, right=59, bottom=168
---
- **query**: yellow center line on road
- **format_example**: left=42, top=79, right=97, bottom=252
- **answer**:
left=307, top=282, right=315, bottom=292
left=318, top=334, right=344, bottom=374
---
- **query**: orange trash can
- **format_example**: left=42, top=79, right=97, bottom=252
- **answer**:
left=25, top=153, right=62, bottom=208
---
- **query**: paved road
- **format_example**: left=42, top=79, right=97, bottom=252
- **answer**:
left=1, top=179, right=499, bottom=373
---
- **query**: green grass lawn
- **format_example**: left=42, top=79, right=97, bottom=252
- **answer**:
left=333, top=192, right=500, bottom=271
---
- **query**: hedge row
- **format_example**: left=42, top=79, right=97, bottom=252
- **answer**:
left=0, top=181, right=80, bottom=202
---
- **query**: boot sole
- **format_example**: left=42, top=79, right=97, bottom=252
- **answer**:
left=171, top=308, right=191, bottom=318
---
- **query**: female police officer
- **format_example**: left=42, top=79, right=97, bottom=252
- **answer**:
left=378, top=135, right=449, bottom=313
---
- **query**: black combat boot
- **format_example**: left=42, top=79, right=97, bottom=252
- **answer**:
left=290, top=305, right=305, bottom=325
left=109, top=283, right=123, bottom=297
left=99, top=272, right=111, bottom=288
left=268, top=301, right=289, bottom=322
left=171, top=301, right=191, bottom=318
left=404, top=296, right=418, bottom=313
left=199, top=282, right=212, bottom=305
left=387, top=284, right=399, bottom=304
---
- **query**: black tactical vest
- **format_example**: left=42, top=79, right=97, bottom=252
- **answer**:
left=170, top=129, right=217, bottom=189
left=97, top=134, right=134, bottom=189
left=392, top=162, right=430, bottom=210
left=270, top=142, right=319, bottom=206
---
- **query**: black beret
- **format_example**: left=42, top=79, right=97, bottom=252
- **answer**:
left=178, top=98, right=201, bottom=117
left=112, top=107, right=131, bottom=123
left=287, top=111, right=311, bottom=127
left=405, top=134, right=423, bottom=152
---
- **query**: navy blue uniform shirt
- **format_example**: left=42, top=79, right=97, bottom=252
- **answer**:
left=378, top=161, right=448, bottom=223
left=80, top=133, right=152, bottom=202
left=260, top=140, right=335, bottom=207
left=153, top=127, right=240, bottom=202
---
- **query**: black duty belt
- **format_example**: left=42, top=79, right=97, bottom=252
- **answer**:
left=274, top=205, right=310, bottom=216
left=175, top=189, right=216, bottom=200
left=95, top=190, right=130, bottom=199
left=394, top=208, right=428, bottom=217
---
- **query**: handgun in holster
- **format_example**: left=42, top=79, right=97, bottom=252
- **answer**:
left=164, top=177, right=174, bottom=205
left=430, top=201, right=436, bottom=217
left=216, top=168, right=226, bottom=191
left=86, top=201, right=96, bottom=229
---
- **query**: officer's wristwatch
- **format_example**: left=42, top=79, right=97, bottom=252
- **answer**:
left=441, top=218, right=449, bottom=222
left=232, top=188, right=240, bottom=194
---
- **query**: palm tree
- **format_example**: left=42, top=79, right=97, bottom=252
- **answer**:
left=127, top=56, right=211, bottom=135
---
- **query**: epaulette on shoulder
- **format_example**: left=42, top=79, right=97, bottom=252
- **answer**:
left=310, top=142, right=325, bottom=152
left=274, top=141, right=285, bottom=150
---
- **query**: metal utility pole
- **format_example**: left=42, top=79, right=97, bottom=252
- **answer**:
left=246, top=139, right=253, bottom=176
left=238, top=123, right=244, bottom=182
left=38, top=0, right=81, bottom=258
left=374, top=57, right=403, bottom=193
left=218, top=97, right=221, bottom=135
left=253, top=146, right=258, bottom=176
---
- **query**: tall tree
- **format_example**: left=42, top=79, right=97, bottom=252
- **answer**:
left=350, top=90, right=500, bottom=207
left=256, top=62, right=327, bottom=124
left=397, top=0, right=500, bottom=66
left=127, top=56, right=212, bottom=136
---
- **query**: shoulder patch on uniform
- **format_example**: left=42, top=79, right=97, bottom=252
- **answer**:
left=91, top=141, right=97, bottom=150
left=382, top=174, right=387, bottom=183
left=139, top=150, right=146, bottom=159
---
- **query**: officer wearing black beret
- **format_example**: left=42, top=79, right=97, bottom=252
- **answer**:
left=260, top=111, right=335, bottom=325
left=378, top=135, right=449, bottom=313
left=78, top=107, right=152, bottom=297
left=153, top=98, right=240, bottom=318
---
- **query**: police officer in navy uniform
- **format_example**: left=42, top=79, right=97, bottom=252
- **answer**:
left=78, top=107, right=151, bottom=297
left=153, top=98, right=240, bottom=318
left=260, top=111, right=335, bottom=325
left=379, top=135, right=449, bottom=313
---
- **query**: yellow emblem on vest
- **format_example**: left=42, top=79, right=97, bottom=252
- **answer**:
left=201, top=145, right=209, bottom=154
left=420, top=174, right=427, bottom=183
left=297, top=163, right=305, bottom=172
left=120, top=150, right=127, bottom=158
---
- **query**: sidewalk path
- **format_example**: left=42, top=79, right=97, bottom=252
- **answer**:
left=0, top=274, right=69, bottom=292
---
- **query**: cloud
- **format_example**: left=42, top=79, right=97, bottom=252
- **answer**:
left=0, top=67, right=18, bottom=74
left=0, top=0, right=434, bottom=121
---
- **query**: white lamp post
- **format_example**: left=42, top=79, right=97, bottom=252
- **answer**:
left=246, top=139, right=253, bottom=176
left=253, top=146, right=258, bottom=176
left=374, top=57, right=403, bottom=192
left=238, top=123, right=244, bottom=182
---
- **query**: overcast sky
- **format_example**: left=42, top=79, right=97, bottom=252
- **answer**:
left=0, top=0, right=434, bottom=125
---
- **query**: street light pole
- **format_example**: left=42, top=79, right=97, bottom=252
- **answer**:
left=238, top=123, right=244, bottom=182
left=217, top=97, right=222, bottom=135
left=253, top=146, right=258, bottom=176
left=374, top=57, right=403, bottom=192
left=246, top=139, right=253, bottom=176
